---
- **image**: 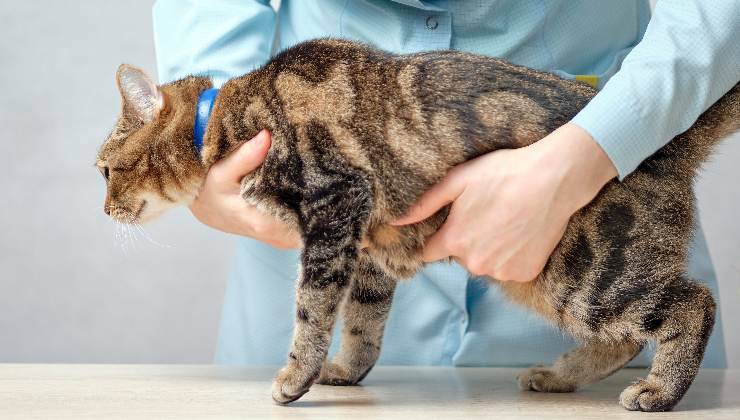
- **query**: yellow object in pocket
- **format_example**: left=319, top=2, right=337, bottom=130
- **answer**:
left=575, top=74, right=599, bottom=88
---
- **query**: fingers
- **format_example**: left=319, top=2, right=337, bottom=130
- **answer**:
left=392, top=171, right=465, bottom=226
left=188, top=129, right=305, bottom=249
left=420, top=220, right=455, bottom=263
left=211, top=129, right=271, bottom=183
left=266, top=232, right=303, bottom=250
left=238, top=205, right=301, bottom=248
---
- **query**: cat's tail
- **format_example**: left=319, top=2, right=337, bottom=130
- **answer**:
left=639, top=82, right=739, bottom=177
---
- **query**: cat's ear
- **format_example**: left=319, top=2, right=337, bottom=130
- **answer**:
left=116, top=64, right=165, bottom=123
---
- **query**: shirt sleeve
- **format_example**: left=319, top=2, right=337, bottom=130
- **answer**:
left=152, top=0, right=277, bottom=86
left=570, top=0, right=740, bottom=179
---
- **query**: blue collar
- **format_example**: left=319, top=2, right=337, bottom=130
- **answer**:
left=193, top=88, right=219, bottom=154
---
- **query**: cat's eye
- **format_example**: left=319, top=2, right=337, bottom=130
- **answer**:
left=99, top=166, right=110, bottom=181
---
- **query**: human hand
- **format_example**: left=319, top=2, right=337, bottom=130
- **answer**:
left=189, top=130, right=302, bottom=249
left=393, top=123, right=618, bottom=282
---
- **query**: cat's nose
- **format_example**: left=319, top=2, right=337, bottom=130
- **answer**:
left=104, top=206, right=110, bottom=215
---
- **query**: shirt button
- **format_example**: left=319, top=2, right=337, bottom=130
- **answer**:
left=425, top=15, right=439, bottom=30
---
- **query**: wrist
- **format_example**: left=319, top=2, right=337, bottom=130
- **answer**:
left=536, top=123, right=618, bottom=213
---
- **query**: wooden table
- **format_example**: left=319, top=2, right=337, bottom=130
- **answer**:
left=0, top=365, right=737, bottom=419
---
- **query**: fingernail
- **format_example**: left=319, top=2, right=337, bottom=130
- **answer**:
left=253, top=131, right=265, bottom=145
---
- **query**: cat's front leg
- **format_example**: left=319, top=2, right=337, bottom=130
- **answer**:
left=271, top=176, right=372, bottom=404
left=271, top=257, right=352, bottom=404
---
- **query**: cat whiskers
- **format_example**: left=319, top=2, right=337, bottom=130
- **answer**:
left=131, top=221, right=172, bottom=249
left=96, top=203, right=127, bottom=253
left=116, top=219, right=136, bottom=254
left=106, top=204, right=172, bottom=250
left=106, top=205, right=139, bottom=253
left=111, top=218, right=130, bottom=255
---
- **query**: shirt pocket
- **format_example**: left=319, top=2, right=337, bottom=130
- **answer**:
left=551, top=46, right=633, bottom=90
left=541, top=1, right=645, bottom=90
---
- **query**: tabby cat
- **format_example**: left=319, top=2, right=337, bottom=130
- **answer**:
left=96, top=39, right=739, bottom=411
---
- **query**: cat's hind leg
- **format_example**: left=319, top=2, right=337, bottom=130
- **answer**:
left=317, top=252, right=396, bottom=386
left=518, top=339, right=643, bottom=393
left=619, top=279, right=715, bottom=412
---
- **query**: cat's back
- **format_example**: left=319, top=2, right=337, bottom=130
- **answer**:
left=240, top=38, right=604, bottom=223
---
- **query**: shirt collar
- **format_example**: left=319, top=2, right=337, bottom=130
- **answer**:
left=391, top=0, right=446, bottom=12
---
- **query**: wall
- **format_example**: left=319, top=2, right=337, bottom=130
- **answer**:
left=0, top=0, right=231, bottom=363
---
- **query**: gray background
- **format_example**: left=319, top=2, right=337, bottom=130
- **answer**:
left=1, top=1, right=738, bottom=366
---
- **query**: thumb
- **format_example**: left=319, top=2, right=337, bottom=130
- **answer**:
left=392, top=172, right=465, bottom=226
left=214, top=129, right=272, bottom=182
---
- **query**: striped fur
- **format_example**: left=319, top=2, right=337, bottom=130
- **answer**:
left=97, top=39, right=739, bottom=411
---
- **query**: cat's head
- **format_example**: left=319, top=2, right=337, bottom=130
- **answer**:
left=96, top=65, right=211, bottom=224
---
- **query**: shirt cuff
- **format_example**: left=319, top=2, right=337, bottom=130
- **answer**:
left=570, top=80, right=656, bottom=180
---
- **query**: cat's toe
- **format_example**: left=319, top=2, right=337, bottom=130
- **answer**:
left=316, top=361, right=355, bottom=386
left=517, top=367, right=577, bottom=393
left=271, top=366, right=317, bottom=405
left=316, top=361, right=372, bottom=386
left=619, top=378, right=679, bottom=412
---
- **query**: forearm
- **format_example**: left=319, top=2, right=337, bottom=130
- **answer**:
left=571, top=0, right=740, bottom=179
left=532, top=124, right=617, bottom=215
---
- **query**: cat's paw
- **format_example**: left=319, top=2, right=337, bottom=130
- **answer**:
left=316, top=361, right=373, bottom=386
left=271, top=364, right=319, bottom=405
left=619, top=377, right=678, bottom=412
left=517, top=367, right=577, bottom=393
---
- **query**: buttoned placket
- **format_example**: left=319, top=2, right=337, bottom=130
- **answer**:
left=391, top=0, right=452, bottom=52
left=390, top=0, right=461, bottom=364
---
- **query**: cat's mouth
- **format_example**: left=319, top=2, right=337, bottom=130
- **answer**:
left=133, top=200, right=147, bottom=222
left=110, top=200, right=146, bottom=224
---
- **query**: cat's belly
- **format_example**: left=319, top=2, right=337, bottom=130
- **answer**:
left=364, top=210, right=448, bottom=280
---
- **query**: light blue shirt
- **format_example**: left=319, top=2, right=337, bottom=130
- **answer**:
left=153, top=0, right=734, bottom=367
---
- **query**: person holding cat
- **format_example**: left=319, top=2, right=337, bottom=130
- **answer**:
left=153, top=0, right=736, bottom=368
